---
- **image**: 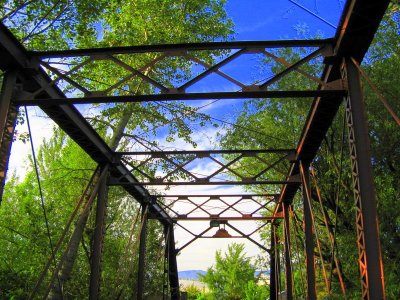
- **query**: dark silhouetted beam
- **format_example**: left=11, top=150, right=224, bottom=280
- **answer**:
left=170, top=216, right=279, bottom=221
left=28, top=39, right=334, bottom=58
left=16, top=90, right=346, bottom=106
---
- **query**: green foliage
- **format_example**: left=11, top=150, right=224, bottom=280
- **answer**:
left=1, top=0, right=233, bottom=50
left=244, top=280, right=269, bottom=300
left=0, top=129, right=95, bottom=297
left=0, top=129, right=167, bottom=298
left=181, top=283, right=204, bottom=300
left=199, top=243, right=267, bottom=300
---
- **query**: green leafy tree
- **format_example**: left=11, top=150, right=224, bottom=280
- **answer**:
left=0, top=128, right=167, bottom=298
left=245, top=280, right=269, bottom=300
left=199, top=243, right=266, bottom=300
left=181, top=283, right=204, bottom=300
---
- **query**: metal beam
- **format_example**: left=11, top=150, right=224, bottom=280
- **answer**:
left=171, top=216, right=278, bottom=221
left=270, top=224, right=278, bottom=300
left=225, top=222, right=270, bottom=252
left=118, top=149, right=295, bottom=185
left=0, top=70, right=17, bottom=200
left=28, top=39, right=334, bottom=58
left=175, top=227, right=213, bottom=254
left=89, top=165, right=109, bottom=300
left=165, top=225, right=180, bottom=300
left=301, top=163, right=316, bottom=300
left=119, top=149, right=295, bottom=155
left=259, top=46, right=327, bottom=89
left=154, top=194, right=279, bottom=199
left=0, top=23, right=29, bottom=71
left=137, top=205, right=148, bottom=300
left=283, top=202, right=293, bottom=300
left=109, top=179, right=297, bottom=186
left=16, top=90, right=346, bottom=106
left=344, top=58, right=385, bottom=300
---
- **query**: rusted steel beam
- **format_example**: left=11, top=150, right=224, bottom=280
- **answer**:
left=16, top=90, right=346, bottom=106
left=170, top=216, right=279, bottom=221
left=154, top=194, right=279, bottom=199
left=344, top=58, right=385, bottom=300
left=165, top=225, right=180, bottom=300
left=119, top=149, right=295, bottom=155
left=270, top=224, right=278, bottom=300
left=283, top=202, right=293, bottom=300
left=89, top=165, right=109, bottom=300
left=0, top=70, right=17, bottom=201
left=109, top=179, right=298, bottom=186
left=137, top=205, right=148, bottom=300
left=28, top=39, right=334, bottom=58
left=300, top=163, right=316, bottom=300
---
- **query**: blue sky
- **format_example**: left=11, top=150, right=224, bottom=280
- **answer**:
left=226, top=0, right=342, bottom=40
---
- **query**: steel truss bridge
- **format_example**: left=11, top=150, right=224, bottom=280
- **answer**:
left=0, top=0, right=391, bottom=299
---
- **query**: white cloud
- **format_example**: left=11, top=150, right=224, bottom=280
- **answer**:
left=177, top=234, right=266, bottom=271
left=8, top=107, right=55, bottom=179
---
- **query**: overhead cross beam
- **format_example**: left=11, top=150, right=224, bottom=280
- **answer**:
left=28, top=39, right=333, bottom=58
left=155, top=194, right=278, bottom=221
left=115, top=149, right=298, bottom=185
left=16, top=90, right=346, bottom=106
left=173, top=220, right=272, bottom=254
left=14, top=38, right=342, bottom=108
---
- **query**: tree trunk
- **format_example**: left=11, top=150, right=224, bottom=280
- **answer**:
left=48, top=207, right=91, bottom=299
left=47, top=107, right=134, bottom=299
left=47, top=65, right=156, bottom=298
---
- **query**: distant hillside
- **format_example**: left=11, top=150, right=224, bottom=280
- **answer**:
left=255, top=270, right=270, bottom=276
left=179, top=270, right=269, bottom=281
left=178, top=270, right=206, bottom=280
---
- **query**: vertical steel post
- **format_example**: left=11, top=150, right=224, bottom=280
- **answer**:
left=163, top=225, right=170, bottom=300
left=283, top=202, right=293, bottom=300
left=301, top=163, right=316, bottom=300
left=269, top=224, right=278, bottom=300
left=344, top=58, right=386, bottom=300
left=0, top=70, right=17, bottom=201
left=167, top=224, right=180, bottom=300
left=89, top=164, right=109, bottom=300
left=137, top=204, right=148, bottom=300
left=277, top=233, right=282, bottom=295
